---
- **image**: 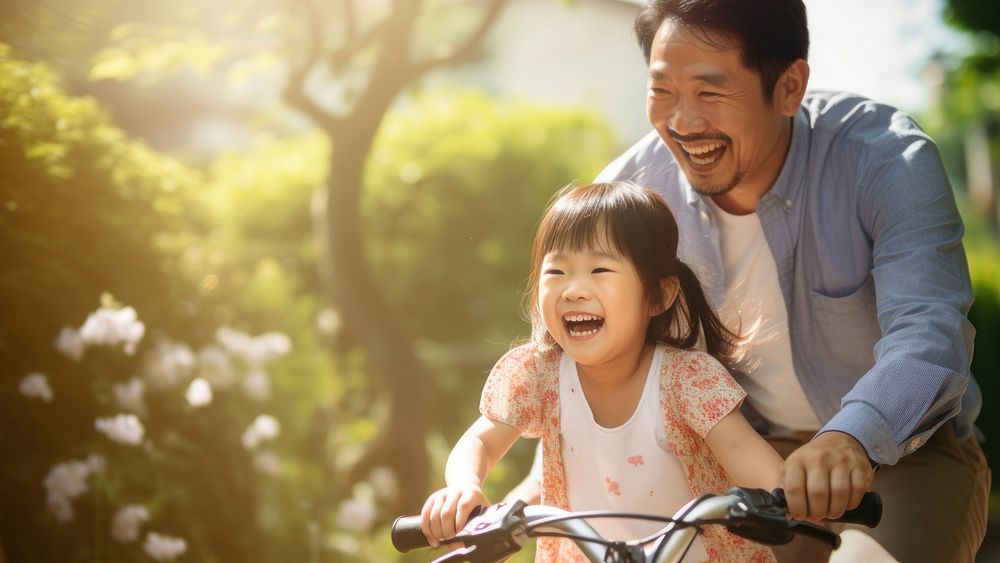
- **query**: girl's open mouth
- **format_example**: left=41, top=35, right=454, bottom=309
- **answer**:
left=563, top=313, right=605, bottom=337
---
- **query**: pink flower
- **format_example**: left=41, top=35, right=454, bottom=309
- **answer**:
left=604, top=476, right=621, bottom=496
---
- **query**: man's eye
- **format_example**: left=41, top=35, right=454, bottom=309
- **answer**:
left=545, top=269, right=564, bottom=275
left=650, top=88, right=670, bottom=95
left=700, top=91, right=721, bottom=98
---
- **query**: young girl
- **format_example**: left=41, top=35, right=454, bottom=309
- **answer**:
left=420, top=182, right=782, bottom=562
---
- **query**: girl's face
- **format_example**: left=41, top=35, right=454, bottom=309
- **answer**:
left=538, top=237, right=654, bottom=369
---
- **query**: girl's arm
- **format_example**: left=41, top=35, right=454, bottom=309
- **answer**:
left=420, top=416, right=520, bottom=546
left=705, top=409, right=784, bottom=490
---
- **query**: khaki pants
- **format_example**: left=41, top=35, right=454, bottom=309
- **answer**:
left=768, top=424, right=991, bottom=563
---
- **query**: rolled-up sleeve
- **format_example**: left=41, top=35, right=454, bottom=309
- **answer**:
left=823, top=135, right=974, bottom=465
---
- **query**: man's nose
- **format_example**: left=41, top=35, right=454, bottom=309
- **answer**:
left=669, top=98, right=707, bottom=136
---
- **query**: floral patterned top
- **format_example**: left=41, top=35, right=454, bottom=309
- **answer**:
left=480, top=342, right=776, bottom=563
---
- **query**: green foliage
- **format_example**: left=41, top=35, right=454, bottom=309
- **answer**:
left=967, top=240, right=1000, bottom=486
left=364, top=88, right=616, bottom=444
left=0, top=41, right=201, bottom=365
left=0, top=39, right=621, bottom=560
left=366, top=88, right=615, bottom=346
left=945, top=0, right=1000, bottom=36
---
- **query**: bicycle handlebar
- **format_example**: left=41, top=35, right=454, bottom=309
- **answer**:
left=391, top=488, right=882, bottom=561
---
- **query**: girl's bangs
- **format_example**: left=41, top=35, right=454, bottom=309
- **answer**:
left=540, top=202, right=625, bottom=257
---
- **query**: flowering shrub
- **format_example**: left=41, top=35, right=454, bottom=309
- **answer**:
left=15, top=298, right=295, bottom=561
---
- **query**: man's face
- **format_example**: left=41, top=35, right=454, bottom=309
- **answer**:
left=646, top=20, right=791, bottom=198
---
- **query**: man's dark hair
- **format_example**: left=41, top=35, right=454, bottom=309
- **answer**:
left=635, top=0, right=809, bottom=102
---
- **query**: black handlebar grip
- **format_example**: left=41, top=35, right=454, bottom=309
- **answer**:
left=827, top=492, right=882, bottom=528
left=772, top=489, right=882, bottom=528
left=390, top=515, right=429, bottom=553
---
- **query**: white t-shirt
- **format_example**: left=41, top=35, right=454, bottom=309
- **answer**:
left=708, top=199, right=820, bottom=432
left=560, top=346, right=708, bottom=562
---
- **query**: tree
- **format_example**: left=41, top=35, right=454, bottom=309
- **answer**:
left=278, top=0, right=509, bottom=513
left=88, top=0, right=511, bottom=513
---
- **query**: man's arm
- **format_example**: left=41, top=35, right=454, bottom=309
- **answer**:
left=783, top=126, right=974, bottom=521
left=826, top=132, right=974, bottom=465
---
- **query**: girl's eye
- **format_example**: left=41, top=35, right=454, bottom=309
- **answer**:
left=545, top=269, right=564, bottom=275
left=592, top=268, right=612, bottom=274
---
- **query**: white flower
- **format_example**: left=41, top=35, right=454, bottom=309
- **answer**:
left=54, top=326, right=85, bottom=361
left=113, top=378, right=147, bottom=416
left=185, top=378, right=213, bottom=407
left=95, top=414, right=145, bottom=446
left=215, top=327, right=291, bottom=367
left=111, top=505, right=150, bottom=543
left=43, top=457, right=104, bottom=523
left=253, top=450, right=282, bottom=477
left=85, top=454, right=106, bottom=473
left=241, top=414, right=280, bottom=450
left=330, top=533, right=360, bottom=555
left=143, top=532, right=187, bottom=561
left=79, top=306, right=145, bottom=355
left=143, top=339, right=195, bottom=390
left=197, top=345, right=236, bottom=388
left=336, top=496, right=376, bottom=534
left=315, top=308, right=342, bottom=337
left=242, top=369, right=270, bottom=401
left=369, top=466, right=399, bottom=503
left=19, top=372, right=53, bottom=403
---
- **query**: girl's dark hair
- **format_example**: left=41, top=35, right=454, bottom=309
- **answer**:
left=634, top=0, right=809, bottom=103
left=526, top=182, right=740, bottom=367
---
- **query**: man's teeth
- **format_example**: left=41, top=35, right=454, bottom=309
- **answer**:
left=680, top=141, right=725, bottom=165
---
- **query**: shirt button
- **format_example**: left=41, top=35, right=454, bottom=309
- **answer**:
left=784, top=199, right=793, bottom=210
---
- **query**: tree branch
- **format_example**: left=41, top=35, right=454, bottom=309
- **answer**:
left=328, top=0, right=386, bottom=72
left=282, top=0, right=342, bottom=131
left=407, top=0, right=508, bottom=81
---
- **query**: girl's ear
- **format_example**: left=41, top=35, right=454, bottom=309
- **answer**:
left=650, top=276, right=680, bottom=316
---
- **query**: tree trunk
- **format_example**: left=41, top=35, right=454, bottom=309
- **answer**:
left=325, top=121, right=435, bottom=514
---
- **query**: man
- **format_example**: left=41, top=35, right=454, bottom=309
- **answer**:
left=509, top=1, right=990, bottom=560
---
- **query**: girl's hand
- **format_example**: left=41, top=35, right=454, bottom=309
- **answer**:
left=419, top=483, right=490, bottom=548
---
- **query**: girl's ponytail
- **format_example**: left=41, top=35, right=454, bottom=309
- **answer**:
left=655, top=259, right=741, bottom=370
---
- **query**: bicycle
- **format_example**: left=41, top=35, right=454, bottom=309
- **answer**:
left=390, top=487, right=882, bottom=562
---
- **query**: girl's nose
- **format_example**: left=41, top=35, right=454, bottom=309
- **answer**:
left=562, top=278, right=592, bottom=301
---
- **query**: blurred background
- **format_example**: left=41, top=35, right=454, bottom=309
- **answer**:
left=0, top=0, right=997, bottom=561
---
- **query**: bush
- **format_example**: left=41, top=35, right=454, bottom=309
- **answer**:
left=0, top=45, right=618, bottom=561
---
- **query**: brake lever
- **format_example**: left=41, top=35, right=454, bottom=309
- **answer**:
left=444, top=500, right=529, bottom=563
left=724, top=487, right=796, bottom=546
left=431, top=545, right=479, bottom=563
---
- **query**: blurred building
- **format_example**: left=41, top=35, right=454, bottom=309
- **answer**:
left=80, top=0, right=650, bottom=156
left=437, top=0, right=649, bottom=147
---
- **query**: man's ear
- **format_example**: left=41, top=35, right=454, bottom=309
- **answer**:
left=651, top=276, right=680, bottom=316
left=775, top=59, right=809, bottom=117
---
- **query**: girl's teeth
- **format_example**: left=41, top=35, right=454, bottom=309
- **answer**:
left=569, top=328, right=598, bottom=337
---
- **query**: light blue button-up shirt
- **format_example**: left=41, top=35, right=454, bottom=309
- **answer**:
left=596, top=90, right=980, bottom=466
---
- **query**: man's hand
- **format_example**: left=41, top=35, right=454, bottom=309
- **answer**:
left=419, top=483, right=490, bottom=548
left=779, top=431, right=875, bottom=522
